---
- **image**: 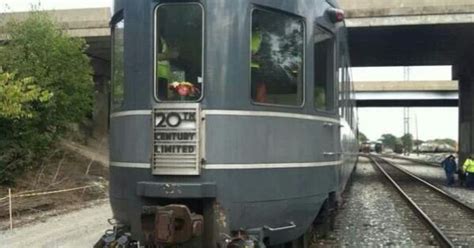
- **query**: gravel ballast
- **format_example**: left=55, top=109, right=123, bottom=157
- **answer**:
left=314, top=157, right=437, bottom=247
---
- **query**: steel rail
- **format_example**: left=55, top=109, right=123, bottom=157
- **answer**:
left=378, top=155, right=474, bottom=213
left=369, top=156, right=454, bottom=248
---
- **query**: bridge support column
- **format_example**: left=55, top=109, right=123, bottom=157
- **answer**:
left=454, top=62, right=474, bottom=164
left=90, top=57, right=111, bottom=140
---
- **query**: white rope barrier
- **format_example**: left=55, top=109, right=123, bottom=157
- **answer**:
left=1, top=184, right=103, bottom=231
left=0, top=184, right=101, bottom=202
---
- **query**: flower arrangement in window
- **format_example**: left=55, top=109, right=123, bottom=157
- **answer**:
left=169, top=81, right=200, bottom=98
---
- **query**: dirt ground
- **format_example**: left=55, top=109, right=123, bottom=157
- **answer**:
left=0, top=199, right=112, bottom=247
left=0, top=137, right=112, bottom=247
left=0, top=141, right=109, bottom=230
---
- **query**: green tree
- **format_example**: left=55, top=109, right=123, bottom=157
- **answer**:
left=0, top=12, right=93, bottom=185
left=414, top=140, right=424, bottom=146
left=380, top=133, right=398, bottom=149
left=358, top=131, right=368, bottom=143
left=413, top=139, right=423, bottom=152
left=0, top=12, right=93, bottom=127
left=401, top=133, right=414, bottom=153
left=0, top=71, right=52, bottom=119
left=394, top=139, right=404, bottom=154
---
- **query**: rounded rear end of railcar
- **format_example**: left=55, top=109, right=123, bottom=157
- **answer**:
left=107, top=0, right=357, bottom=247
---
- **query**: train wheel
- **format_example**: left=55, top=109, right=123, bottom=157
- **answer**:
left=312, top=193, right=337, bottom=240
left=281, top=228, right=311, bottom=248
left=293, top=231, right=312, bottom=248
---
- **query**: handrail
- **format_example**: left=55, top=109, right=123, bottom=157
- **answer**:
left=263, top=222, right=296, bottom=232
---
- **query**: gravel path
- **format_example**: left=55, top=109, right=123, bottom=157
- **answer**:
left=314, top=157, right=437, bottom=247
left=0, top=200, right=112, bottom=248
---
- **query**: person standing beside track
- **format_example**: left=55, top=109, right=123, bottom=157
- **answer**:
left=441, top=155, right=457, bottom=186
left=463, top=154, right=474, bottom=188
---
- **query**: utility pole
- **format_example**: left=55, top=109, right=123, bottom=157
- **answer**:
left=403, top=67, right=410, bottom=155
left=403, top=66, right=410, bottom=81
left=403, top=108, right=410, bottom=136
left=403, top=67, right=410, bottom=136
left=415, top=113, right=419, bottom=156
left=403, top=107, right=411, bottom=155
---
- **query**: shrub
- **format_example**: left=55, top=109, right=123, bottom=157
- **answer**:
left=0, top=12, right=93, bottom=185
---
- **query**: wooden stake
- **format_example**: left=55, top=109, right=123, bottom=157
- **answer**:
left=85, top=159, right=94, bottom=176
left=52, top=152, right=66, bottom=184
left=8, top=188, right=12, bottom=231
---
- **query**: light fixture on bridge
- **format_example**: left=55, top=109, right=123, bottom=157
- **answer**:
left=327, top=8, right=345, bottom=23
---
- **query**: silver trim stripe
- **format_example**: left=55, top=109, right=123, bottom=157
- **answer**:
left=203, top=161, right=343, bottom=169
left=203, top=110, right=340, bottom=123
left=110, top=161, right=343, bottom=169
left=110, top=162, right=151, bottom=169
left=110, top=110, right=151, bottom=119
left=109, top=109, right=340, bottom=124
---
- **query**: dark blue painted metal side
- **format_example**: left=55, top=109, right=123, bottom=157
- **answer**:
left=109, top=0, right=358, bottom=246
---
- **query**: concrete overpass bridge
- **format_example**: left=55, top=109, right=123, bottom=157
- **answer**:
left=0, top=8, right=110, bottom=62
left=340, top=0, right=474, bottom=66
left=339, top=0, right=474, bottom=166
left=1, top=3, right=473, bottom=161
left=354, top=80, right=458, bottom=107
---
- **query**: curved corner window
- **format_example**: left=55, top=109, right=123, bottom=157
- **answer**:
left=111, top=18, right=125, bottom=112
left=251, top=9, right=304, bottom=106
left=314, top=27, right=335, bottom=112
left=155, top=3, right=203, bottom=102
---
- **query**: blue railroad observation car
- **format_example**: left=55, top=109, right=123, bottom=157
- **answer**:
left=106, top=0, right=358, bottom=247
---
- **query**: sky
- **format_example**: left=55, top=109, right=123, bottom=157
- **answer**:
left=358, top=106, right=458, bottom=142
left=0, top=1, right=460, bottom=142
left=353, top=66, right=458, bottom=142
left=0, top=0, right=111, bottom=12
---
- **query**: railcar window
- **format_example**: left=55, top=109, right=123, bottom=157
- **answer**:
left=314, top=29, right=335, bottom=112
left=155, top=4, right=203, bottom=101
left=338, top=68, right=344, bottom=117
left=251, top=9, right=304, bottom=106
left=340, top=66, right=350, bottom=119
left=111, top=19, right=125, bottom=112
left=338, top=42, right=348, bottom=117
left=344, top=67, right=351, bottom=119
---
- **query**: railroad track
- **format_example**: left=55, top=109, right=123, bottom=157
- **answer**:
left=370, top=155, right=474, bottom=247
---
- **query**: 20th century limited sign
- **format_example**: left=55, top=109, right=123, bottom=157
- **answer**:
left=153, top=104, right=200, bottom=175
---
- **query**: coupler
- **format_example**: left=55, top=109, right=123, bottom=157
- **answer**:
left=141, top=204, right=204, bottom=246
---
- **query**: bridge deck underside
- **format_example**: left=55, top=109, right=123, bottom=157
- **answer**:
left=348, top=23, right=474, bottom=67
